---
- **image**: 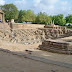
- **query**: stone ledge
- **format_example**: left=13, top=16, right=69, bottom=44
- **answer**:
left=39, top=39, right=72, bottom=54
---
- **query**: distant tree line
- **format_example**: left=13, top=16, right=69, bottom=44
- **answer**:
left=0, top=4, right=72, bottom=26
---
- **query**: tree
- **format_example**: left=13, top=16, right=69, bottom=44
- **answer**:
left=18, top=10, right=25, bottom=23
left=1, top=4, right=18, bottom=20
left=51, top=14, right=66, bottom=26
left=35, top=12, right=51, bottom=24
left=65, top=14, right=72, bottom=23
left=18, top=10, right=36, bottom=23
left=24, top=10, right=36, bottom=23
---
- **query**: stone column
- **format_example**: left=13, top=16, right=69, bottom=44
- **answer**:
left=2, top=13, right=5, bottom=24
left=10, top=22, right=13, bottom=31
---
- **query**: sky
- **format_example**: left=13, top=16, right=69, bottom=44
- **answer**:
left=0, top=0, right=72, bottom=16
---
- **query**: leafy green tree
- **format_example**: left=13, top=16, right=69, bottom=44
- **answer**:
left=18, top=10, right=25, bottom=23
left=52, top=14, right=66, bottom=26
left=1, top=4, right=18, bottom=20
left=35, top=12, right=51, bottom=24
left=65, top=14, right=72, bottom=23
left=24, top=10, right=36, bottom=23
left=18, top=10, right=36, bottom=23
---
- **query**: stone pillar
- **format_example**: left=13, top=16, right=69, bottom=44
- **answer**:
left=2, top=13, right=5, bottom=24
left=10, top=22, right=13, bottom=32
left=3, top=14, right=5, bottom=23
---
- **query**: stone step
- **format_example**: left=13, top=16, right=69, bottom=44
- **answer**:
left=40, top=47, right=71, bottom=54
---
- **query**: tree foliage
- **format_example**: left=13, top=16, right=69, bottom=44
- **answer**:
left=65, top=14, right=72, bottom=23
left=35, top=12, right=51, bottom=24
left=1, top=3, right=71, bottom=26
left=18, top=10, right=24, bottom=23
left=51, top=14, right=66, bottom=26
left=18, top=10, right=36, bottom=23
left=1, top=4, right=18, bottom=20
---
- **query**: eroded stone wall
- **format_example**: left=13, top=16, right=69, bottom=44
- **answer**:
left=11, top=23, right=45, bottom=29
left=39, top=39, right=72, bottom=54
left=0, top=27, right=71, bottom=45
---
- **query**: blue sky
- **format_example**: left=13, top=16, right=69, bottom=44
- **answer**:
left=0, top=0, right=72, bottom=16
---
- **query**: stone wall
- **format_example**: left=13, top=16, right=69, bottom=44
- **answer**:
left=10, top=23, right=44, bottom=29
left=0, top=27, right=71, bottom=45
left=9, top=23, right=70, bottom=39
left=0, top=29, right=45, bottom=44
left=39, top=28, right=70, bottom=39
left=39, top=39, right=72, bottom=54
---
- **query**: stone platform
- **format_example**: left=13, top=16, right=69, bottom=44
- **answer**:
left=39, top=39, right=72, bottom=54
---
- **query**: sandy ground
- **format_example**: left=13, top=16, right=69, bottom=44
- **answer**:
left=0, top=40, right=72, bottom=64
left=0, top=51, right=72, bottom=72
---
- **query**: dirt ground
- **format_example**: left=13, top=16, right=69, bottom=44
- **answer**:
left=0, top=40, right=72, bottom=72
left=0, top=40, right=72, bottom=64
left=0, top=51, right=72, bottom=72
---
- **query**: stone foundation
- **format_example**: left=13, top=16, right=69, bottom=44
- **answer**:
left=39, top=39, right=72, bottom=54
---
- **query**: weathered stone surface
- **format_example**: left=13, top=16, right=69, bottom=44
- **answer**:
left=39, top=39, right=72, bottom=54
left=0, top=25, right=72, bottom=45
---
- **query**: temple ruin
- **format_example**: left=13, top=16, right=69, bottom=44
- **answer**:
left=0, top=12, right=72, bottom=54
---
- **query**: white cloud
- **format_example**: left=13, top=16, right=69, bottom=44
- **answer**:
left=61, top=7, right=67, bottom=11
left=0, top=0, right=5, bottom=5
left=61, top=1, right=68, bottom=5
left=14, top=0, right=26, bottom=10
left=33, top=0, right=71, bottom=16
left=33, top=0, right=59, bottom=15
left=33, top=0, right=41, bottom=7
left=13, top=0, right=71, bottom=16
left=49, top=5, right=54, bottom=9
left=15, top=0, right=26, bottom=5
left=54, top=6, right=72, bottom=17
left=41, top=0, right=58, bottom=5
left=33, top=0, right=58, bottom=7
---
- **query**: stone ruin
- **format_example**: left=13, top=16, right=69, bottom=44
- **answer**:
left=0, top=26, right=71, bottom=45
left=38, top=21, right=72, bottom=54
left=44, top=20, right=68, bottom=35
left=43, top=20, right=70, bottom=39
left=0, top=20, right=71, bottom=45
left=39, top=39, right=72, bottom=54
left=0, top=17, right=72, bottom=54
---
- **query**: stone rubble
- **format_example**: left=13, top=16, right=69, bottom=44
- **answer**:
left=0, top=27, right=71, bottom=45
